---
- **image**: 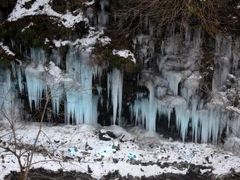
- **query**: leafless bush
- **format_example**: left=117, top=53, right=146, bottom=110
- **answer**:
left=112, top=0, right=240, bottom=36
left=0, top=91, right=51, bottom=180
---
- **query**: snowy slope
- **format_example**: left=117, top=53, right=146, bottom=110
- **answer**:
left=0, top=122, right=240, bottom=179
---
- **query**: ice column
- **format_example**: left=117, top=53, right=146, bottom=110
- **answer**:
left=0, top=69, right=13, bottom=117
left=25, top=64, right=46, bottom=110
left=108, top=69, right=123, bottom=125
left=212, top=35, right=232, bottom=91
left=98, top=0, right=109, bottom=26
left=65, top=49, right=98, bottom=125
left=132, top=82, right=158, bottom=132
left=49, top=83, right=63, bottom=116
left=30, top=48, right=47, bottom=64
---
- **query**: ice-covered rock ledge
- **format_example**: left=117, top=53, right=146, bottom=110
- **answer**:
left=0, top=122, right=240, bottom=179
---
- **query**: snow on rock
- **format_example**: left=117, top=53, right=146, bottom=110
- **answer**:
left=45, top=61, right=64, bottom=83
left=113, top=49, right=137, bottom=63
left=98, top=36, right=111, bottom=46
left=21, top=22, right=34, bottom=32
left=226, top=106, right=240, bottom=115
left=0, top=122, right=240, bottom=179
left=8, top=0, right=88, bottom=28
left=53, top=39, right=71, bottom=48
left=0, top=42, right=15, bottom=56
left=53, top=28, right=110, bottom=50
left=84, top=0, right=95, bottom=6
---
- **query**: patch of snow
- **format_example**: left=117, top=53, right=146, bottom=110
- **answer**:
left=84, top=0, right=95, bottom=6
left=0, top=42, right=15, bottom=56
left=226, top=106, right=240, bottom=115
left=21, top=22, right=34, bottom=32
left=200, top=169, right=211, bottom=174
left=53, top=28, right=109, bottom=51
left=98, top=36, right=111, bottom=46
left=8, top=0, right=88, bottom=28
left=113, top=49, right=136, bottom=63
left=44, top=38, right=49, bottom=44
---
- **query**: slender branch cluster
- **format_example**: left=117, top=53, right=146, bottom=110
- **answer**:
left=112, top=0, right=240, bottom=35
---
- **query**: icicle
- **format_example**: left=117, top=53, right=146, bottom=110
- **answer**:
left=232, top=39, right=240, bottom=77
left=0, top=69, right=13, bottom=116
left=146, top=81, right=157, bottom=131
left=30, top=48, right=46, bottom=64
left=50, top=83, right=63, bottom=116
left=65, top=49, right=98, bottom=125
left=162, top=70, right=182, bottom=96
left=98, top=0, right=109, bottom=27
left=212, top=35, right=232, bottom=91
left=132, top=82, right=158, bottom=132
left=175, top=103, right=190, bottom=142
left=25, top=64, right=46, bottom=110
left=130, top=79, right=230, bottom=143
left=191, top=99, right=199, bottom=142
left=108, top=69, right=123, bottom=125
left=17, top=66, right=23, bottom=93
left=50, top=49, right=61, bottom=66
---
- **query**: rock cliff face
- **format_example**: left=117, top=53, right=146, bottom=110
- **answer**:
left=0, top=0, right=240, bottom=151
left=0, top=0, right=16, bottom=22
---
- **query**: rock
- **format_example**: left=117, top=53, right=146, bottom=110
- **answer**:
left=112, top=158, right=119, bottom=163
left=149, top=143, right=155, bottom=148
left=224, top=137, right=240, bottom=154
left=112, top=141, right=120, bottom=151
left=77, top=156, right=82, bottom=162
left=99, top=134, right=112, bottom=141
left=205, top=156, right=211, bottom=164
left=99, top=129, right=117, bottom=141
left=227, top=74, right=236, bottom=83
left=54, top=140, right=60, bottom=143
left=187, top=165, right=200, bottom=175
left=94, top=156, right=103, bottom=161
left=85, top=142, right=93, bottom=151
left=88, top=165, right=93, bottom=174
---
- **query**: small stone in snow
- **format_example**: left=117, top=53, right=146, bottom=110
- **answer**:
left=54, top=140, right=60, bottom=143
left=112, top=158, right=119, bottom=163
left=88, top=165, right=93, bottom=173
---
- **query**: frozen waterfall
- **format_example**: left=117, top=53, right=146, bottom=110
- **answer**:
left=1, top=23, right=240, bottom=146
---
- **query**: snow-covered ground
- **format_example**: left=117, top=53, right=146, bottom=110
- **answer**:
left=0, top=121, right=240, bottom=179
